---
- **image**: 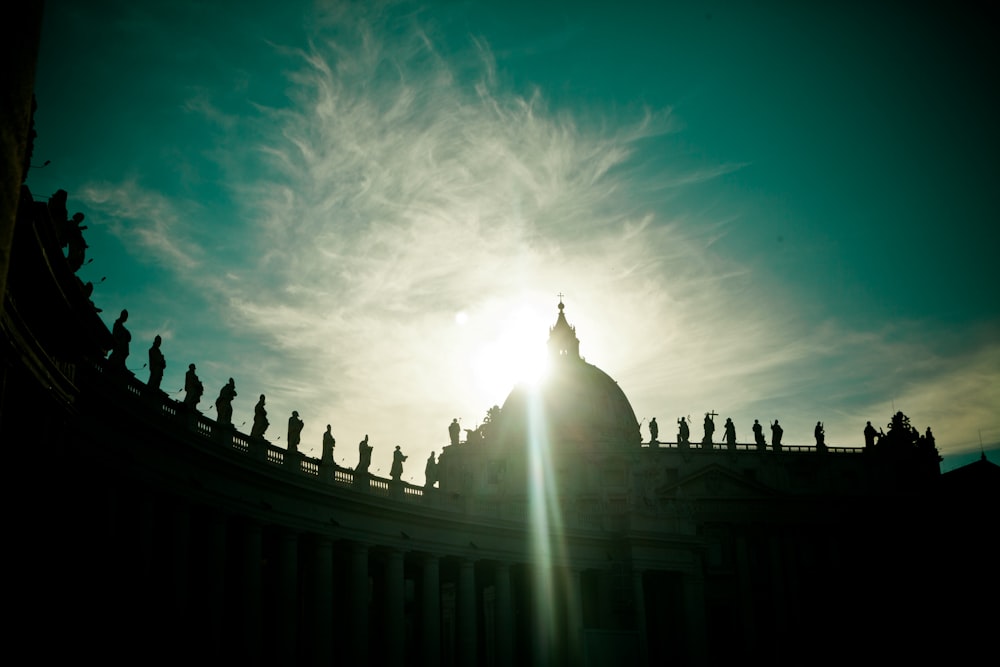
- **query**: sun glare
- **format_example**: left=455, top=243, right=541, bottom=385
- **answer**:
left=471, top=306, right=551, bottom=396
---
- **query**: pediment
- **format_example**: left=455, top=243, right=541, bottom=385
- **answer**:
left=654, top=463, right=778, bottom=500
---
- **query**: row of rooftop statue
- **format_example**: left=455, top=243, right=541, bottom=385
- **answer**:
left=49, top=189, right=436, bottom=487
left=105, top=309, right=440, bottom=486
left=108, top=305, right=937, bottom=469
left=649, top=414, right=824, bottom=452
left=645, top=411, right=934, bottom=454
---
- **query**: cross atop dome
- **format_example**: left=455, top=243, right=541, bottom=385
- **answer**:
left=548, top=294, right=580, bottom=360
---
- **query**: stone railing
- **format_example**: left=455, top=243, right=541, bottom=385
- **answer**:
left=639, top=440, right=863, bottom=455
left=89, top=359, right=434, bottom=504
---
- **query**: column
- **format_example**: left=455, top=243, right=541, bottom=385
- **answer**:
left=275, top=529, right=299, bottom=666
left=422, top=555, right=441, bottom=667
left=169, top=502, right=191, bottom=620
left=495, top=562, right=513, bottom=667
left=632, top=570, right=648, bottom=667
left=239, top=519, right=263, bottom=666
left=386, top=549, right=405, bottom=666
left=350, top=543, right=370, bottom=665
left=312, top=536, right=334, bottom=667
left=458, top=558, right=477, bottom=666
left=682, top=567, right=708, bottom=667
left=735, top=534, right=756, bottom=659
left=769, top=532, right=789, bottom=660
left=136, top=491, right=154, bottom=582
left=203, top=509, right=228, bottom=660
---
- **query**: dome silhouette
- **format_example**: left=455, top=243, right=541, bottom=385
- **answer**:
left=496, top=299, right=641, bottom=452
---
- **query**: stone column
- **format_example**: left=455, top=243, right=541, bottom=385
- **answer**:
left=169, top=502, right=191, bottom=620
left=458, top=558, right=477, bottom=666
left=136, top=491, right=154, bottom=582
left=312, top=535, right=334, bottom=667
left=682, top=567, right=708, bottom=667
left=632, top=570, right=648, bottom=667
left=275, top=529, right=299, bottom=665
left=350, top=543, right=370, bottom=665
left=495, top=562, right=513, bottom=667
left=203, top=509, right=227, bottom=660
left=769, top=533, right=789, bottom=658
left=736, top=534, right=756, bottom=658
left=238, top=519, right=263, bottom=666
left=422, top=554, right=441, bottom=667
left=386, top=549, right=405, bottom=666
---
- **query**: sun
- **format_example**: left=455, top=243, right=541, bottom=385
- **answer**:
left=471, top=306, right=551, bottom=397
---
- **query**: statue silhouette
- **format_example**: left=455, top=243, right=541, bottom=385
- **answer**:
left=391, top=445, right=407, bottom=482
left=287, top=411, right=304, bottom=454
left=108, top=309, right=131, bottom=370
left=864, top=421, right=878, bottom=449
left=251, top=394, right=268, bottom=438
left=183, top=363, right=203, bottom=409
left=771, top=420, right=783, bottom=451
left=66, top=212, right=88, bottom=272
left=322, top=424, right=336, bottom=465
left=215, top=378, right=237, bottom=426
left=649, top=417, right=659, bottom=443
left=752, top=419, right=766, bottom=450
left=425, top=451, right=438, bottom=488
left=677, top=417, right=690, bottom=447
left=814, top=421, right=827, bottom=452
left=48, top=189, right=69, bottom=247
left=702, top=413, right=716, bottom=448
left=147, top=335, right=165, bottom=391
left=724, top=417, right=737, bottom=450
left=357, top=435, right=372, bottom=475
left=449, top=418, right=460, bottom=446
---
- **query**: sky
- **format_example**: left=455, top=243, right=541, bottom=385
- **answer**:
left=28, top=0, right=999, bottom=479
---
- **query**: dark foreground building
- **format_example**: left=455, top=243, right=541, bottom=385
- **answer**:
left=3, top=186, right=997, bottom=666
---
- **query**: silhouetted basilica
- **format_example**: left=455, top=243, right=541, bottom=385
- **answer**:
left=3, top=23, right=996, bottom=667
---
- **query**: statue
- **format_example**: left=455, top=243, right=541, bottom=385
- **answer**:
left=677, top=417, right=690, bottom=447
left=863, top=421, right=878, bottom=449
left=147, top=335, right=165, bottom=391
left=752, top=419, right=766, bottom=450
left=425, top=451, right=438, bottom=488
left=814, top=421, right=827, bottom=452
left=702, top=412, right=716, bottom=448
left=48, top=189, right=69, bottom=246
left=251, top=394, right=268, bottom=438
left=771, top=420, right=784, bottom=451
left=287, top=411, right=304, bottom=454
left=183, top=363, right=203, bottom=409
left=108, top=309, right=131, bottom=370
left=449, top=418, right=460, bottom=446
left=66, top=212, right=88, bottom=272
left=390, top=445, right=407, bottom=482
left=724, top=417, right=737, bottom=449
left=356, top=435, right=373, bottom=475
left=215, top=378, right=237, bottom=426
left=649, top=417, right=659, bottom=444
left=322, top=424, right=336, bottom=465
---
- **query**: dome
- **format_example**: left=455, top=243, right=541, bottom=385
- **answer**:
left=495, top=300, right=641, bottom=452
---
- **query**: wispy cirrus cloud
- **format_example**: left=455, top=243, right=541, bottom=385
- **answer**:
left=79, top=180, right=203, bottom=271
left=70, top=3, right=998, bottom=471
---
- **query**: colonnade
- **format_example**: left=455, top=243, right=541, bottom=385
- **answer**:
left=87, top=486, right=711, bottom=666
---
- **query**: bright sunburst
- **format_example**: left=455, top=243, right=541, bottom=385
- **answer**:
left=471, top=306, right=552, bottom=396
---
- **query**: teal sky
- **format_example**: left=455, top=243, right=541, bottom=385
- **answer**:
left=28, top=0, right=998, bottom=476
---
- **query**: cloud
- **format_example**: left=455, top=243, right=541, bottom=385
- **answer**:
left=79, top=180, right=203, bottom=271
left=71, top=3, right=999, bottom=473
